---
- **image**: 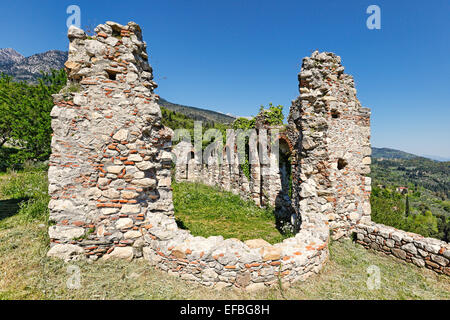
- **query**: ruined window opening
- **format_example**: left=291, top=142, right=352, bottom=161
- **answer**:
left=337, top=158, right=348, bottom=170
left=331, top=110, right=340, bottom=119
left=188, top=151, right=195, bottom=162
left=106, top=70, right=117, bottom=81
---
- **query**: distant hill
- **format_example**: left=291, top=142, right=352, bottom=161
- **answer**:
left=158, top=98, right=236, bottom=125
left=421, top=154, right=450, bottom=162
left=371, top=146, right=449, bottom=207
left=372, top=147, right=421, bottom=160
left=0, top=49, right=67, bottom=82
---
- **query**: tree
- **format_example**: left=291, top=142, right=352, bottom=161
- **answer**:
left=0, top=74, right=16, bottom=147
left=259, top=103, right=284, bottom=125
left=0, top=69, right=67, bottom=167
left=405, top=195, right=410, bottom=216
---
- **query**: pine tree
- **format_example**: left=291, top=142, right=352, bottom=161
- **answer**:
left=405, top=195, right=410, bottom=217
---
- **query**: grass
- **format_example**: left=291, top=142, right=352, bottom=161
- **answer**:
left=0, top=165, right=49, bottom=226
left=173, top=182, right=292, bottom=244
left=0, top=168, right=449, bottom=300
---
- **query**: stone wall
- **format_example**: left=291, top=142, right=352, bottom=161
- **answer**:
left=354, top=223, right=450, bottom=275
left=173, top=128, right=295, bottom=220
left=287, top=51, right=372, bottom=240
left=47, top=21, right=174, bottom=261
left=47, top=22, right=330, bottom=290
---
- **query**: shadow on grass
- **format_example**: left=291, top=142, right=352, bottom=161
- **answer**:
left=175, top=217, right=189, bottom=230
left=0, top=198, right=27, bottom=221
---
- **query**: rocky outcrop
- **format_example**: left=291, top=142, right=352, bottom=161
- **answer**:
left=0, top=48, right=25, bottom=64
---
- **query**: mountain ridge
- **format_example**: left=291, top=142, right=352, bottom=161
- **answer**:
left=158, top=97, right=236, bottom=124
left=372, top=147, right=450, bottom=163
left=0, top=48, right=67, bottom=82
left=0, top=48, right=25, bottom=64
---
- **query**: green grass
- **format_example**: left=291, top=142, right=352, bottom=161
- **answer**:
left=0, top=169, right=449, bottom=300
left=0, top=165, right=49, bottom=226
left=173, top=182, right=292, bottom=244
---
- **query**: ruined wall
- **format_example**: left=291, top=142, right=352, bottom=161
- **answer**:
left=47, top=22, right=447, bottom=285
left=173, top=128, right=294, bottom=220
left=287, top=52, right=449, bottom=276
left=47, top=21, right=174, bottom=261
left=355, top=223, right=449, bottom=275
left=47, top=22, right=329, bottom=290
left=287, top=51, right=371, bottom=239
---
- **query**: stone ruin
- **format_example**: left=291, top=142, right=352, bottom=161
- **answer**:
left=288, top=51, right=372, bottom=239
left=48, top=21, right=174, bottom=261
left=174, top=51, right=373, bottom=237
left=47, top=21, right=449, bottom=287
left=173, top=113, right=295, bottom=224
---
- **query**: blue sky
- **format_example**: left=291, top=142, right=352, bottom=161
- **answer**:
left=0, top=0, right=449, bottom=158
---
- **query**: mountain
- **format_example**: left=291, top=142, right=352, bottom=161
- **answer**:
left=158, top=98, right=236, bottom=124
left=0, top=49, right=67, bottom=82
left=0, top=48, right=24, bottom=64
left=421, top=154, right=450, bottom=162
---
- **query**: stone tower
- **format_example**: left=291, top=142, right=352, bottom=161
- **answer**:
left=288, top=51, right=372, bottom=239
left=47, top=22, right=173, bottom=260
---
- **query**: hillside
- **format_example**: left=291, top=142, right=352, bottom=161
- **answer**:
left=372, top=147, right=420, bottom=160
left=158, top=98, right=236, bottom=124
left=371, top=147, right=449, bottom=200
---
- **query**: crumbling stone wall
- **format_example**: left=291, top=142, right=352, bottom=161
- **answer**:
left=173, top=130, right=294, bottom=218
left=287, top=51, right=371, bottom=239
left=287, top=52, right=449, bottom=275
left=48, top=21, right=173, bottom=261
left=355, top=223, right=449, bottom=275
left=47, top=22, right=329, bottom=290
left=174, top=111, right=295, bottom=220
